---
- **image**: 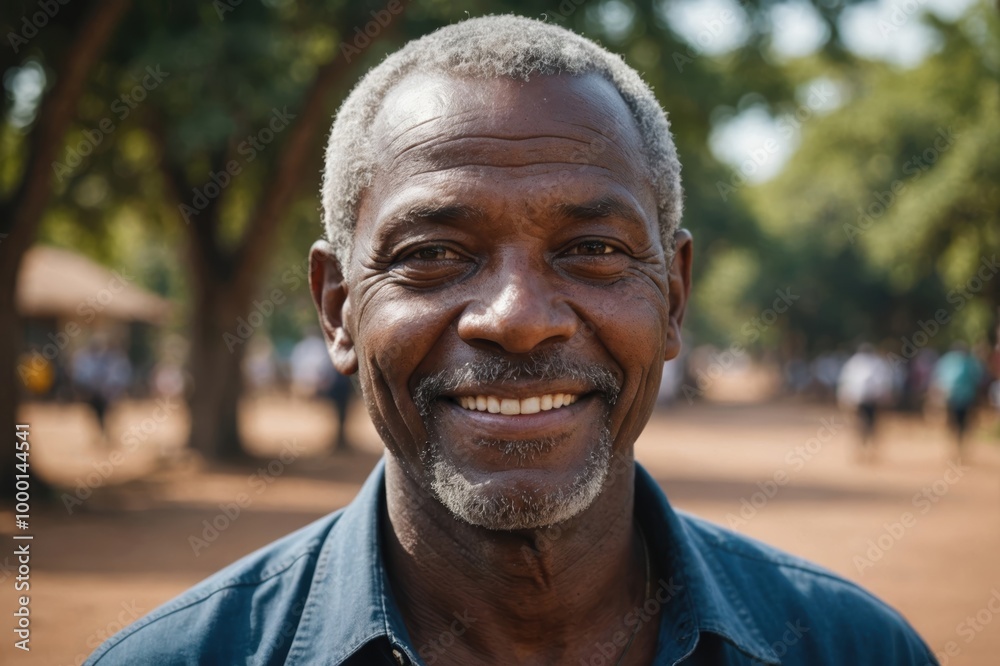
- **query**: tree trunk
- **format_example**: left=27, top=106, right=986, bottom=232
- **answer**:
left=0, top=269, right=26, bottom=500
left=0, top=0, right=131, bottom=501
left=151, top=54, right=352, bottom=461
left=186, top=283, right=248, bottom=460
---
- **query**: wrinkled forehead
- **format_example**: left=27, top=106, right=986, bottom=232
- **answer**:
left=367, top=71, right=650, bottom=184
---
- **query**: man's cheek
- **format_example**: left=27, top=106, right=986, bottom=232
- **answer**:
left=598, top=293, right=666, bottom=367
left=362, top=358, right=430, bottom=459
left=350, top=325, right=423, bottom=450
left=600, top=297, right=666, bottom=434
left=379, top=335, right=408, bottom=371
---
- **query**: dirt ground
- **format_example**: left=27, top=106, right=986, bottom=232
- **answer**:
left=2, top=396, right=999, bottom=665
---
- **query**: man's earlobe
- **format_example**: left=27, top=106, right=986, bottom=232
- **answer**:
left=664, top=229, right=693, bottom=361
left=309, top=240, right=358, bottom=375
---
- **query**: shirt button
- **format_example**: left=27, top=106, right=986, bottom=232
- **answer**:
left=678, top=619, right=693, bottom=641
left=391, top=647, right=407, bottom=665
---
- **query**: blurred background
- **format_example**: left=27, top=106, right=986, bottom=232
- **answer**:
left=1, top=0, right=998, bottom=664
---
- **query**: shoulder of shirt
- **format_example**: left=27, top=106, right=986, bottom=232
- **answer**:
left=675, top=508, right=871, bottom=592
left=84, top=508, right=346, bottom=665
left=672, top=510, right=937, bottom=664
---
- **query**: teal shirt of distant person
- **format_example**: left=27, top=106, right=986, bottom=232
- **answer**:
left=934, top=349, right=983, bottom=408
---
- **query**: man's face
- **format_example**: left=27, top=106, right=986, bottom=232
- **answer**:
left=322, top=72, right=687, bottom=530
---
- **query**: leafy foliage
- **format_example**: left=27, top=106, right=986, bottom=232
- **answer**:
left=4, top=0, right=995, bottom=372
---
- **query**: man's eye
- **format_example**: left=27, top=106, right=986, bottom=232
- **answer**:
left=569, top=240, right=615, bottom=256
left=409, top=245, right=461, bottom=261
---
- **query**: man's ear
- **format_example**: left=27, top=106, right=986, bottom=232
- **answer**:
left=664, top=229, right=693, bottom=362
left=309, top=240, right=358, bottom=375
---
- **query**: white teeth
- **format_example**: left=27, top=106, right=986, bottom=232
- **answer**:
left=456, top=393, right=580, bottom=414
left=500, top=398, right=519, bottom=415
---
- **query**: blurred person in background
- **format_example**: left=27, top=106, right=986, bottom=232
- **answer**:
left=323, top=364, right=355, bottom=452
left=71, top=335, right=132, bottom=444
left=291, top=329, right=355, bottom=451
left=837, top=342, right=894, bottom=462
left=289, top=329, right=333, bottom=399
left=150, top=334, right=189, bottom=401
left=656, top=356, right=683, bottom=407
left=243, top=337, right=279, bottom=394
left=810, top=349, right=847, bottom=400
left=931, top=341, right=984, bottom=460
left=990, top=331, right=1000, bottom=412
left=17, top=350, right=56, bottom=398
left=905, top=347, right=939, bottom=411
left=783, top=353, right=811, bottom=395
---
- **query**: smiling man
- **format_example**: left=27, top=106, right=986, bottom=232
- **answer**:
left=87, top=15, right=937, bottom=666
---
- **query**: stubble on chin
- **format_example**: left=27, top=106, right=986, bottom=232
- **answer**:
left=422, top=426, right=613, bottom=531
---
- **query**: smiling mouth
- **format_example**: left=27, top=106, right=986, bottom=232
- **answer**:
left=453, top=393, right=581, bottom=415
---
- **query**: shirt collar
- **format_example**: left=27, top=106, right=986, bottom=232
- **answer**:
left=286, top=457, right=418, bottom=665
left=634, top=463, right=780, bottom=665
left=287, top=458, right=780, bottom=665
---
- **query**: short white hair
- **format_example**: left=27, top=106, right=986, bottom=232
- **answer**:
left=321, top=14, right=683, bottom=264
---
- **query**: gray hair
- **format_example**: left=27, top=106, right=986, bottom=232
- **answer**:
left=321, top=14, right=683, bottom=265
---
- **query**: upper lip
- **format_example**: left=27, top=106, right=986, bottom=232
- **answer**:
left=438, top=383, right=593, bottom=400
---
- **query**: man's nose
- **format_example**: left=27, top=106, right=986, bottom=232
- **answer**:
left=456, top=264, right=579, bottom=354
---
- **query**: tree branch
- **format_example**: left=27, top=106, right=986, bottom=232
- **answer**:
left=1, top=0, right=132, bottom=246
left=231, top=54, right=351, bottom=292
left=146, top=110, right=232, bottom=283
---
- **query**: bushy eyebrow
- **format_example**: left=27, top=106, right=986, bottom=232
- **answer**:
left=369, top=202, right=489, bottom=253
left=372, top=194, right=649, bottom=251
left=394, top=203, right=489, bottom=226
left=555, top=195, right=648, bottom=232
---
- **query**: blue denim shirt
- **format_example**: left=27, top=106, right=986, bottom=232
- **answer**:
left=86, top=460, right=937, bottom=665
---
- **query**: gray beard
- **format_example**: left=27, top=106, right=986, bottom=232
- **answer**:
left=423, top=426, right=612, bottom=531
left=410, top=351, right=621, bottom=531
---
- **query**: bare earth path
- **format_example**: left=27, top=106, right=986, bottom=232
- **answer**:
left=2, top=397, right=998, bottom=665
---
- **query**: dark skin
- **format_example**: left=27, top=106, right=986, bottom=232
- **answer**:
left=310, top=72, right=693, bottom=665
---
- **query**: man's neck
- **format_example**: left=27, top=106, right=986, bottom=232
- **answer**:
left=381, top=455, right=661, bottom=665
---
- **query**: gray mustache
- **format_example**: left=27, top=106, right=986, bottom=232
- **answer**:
left=413, top=351, right=621, bottom=417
